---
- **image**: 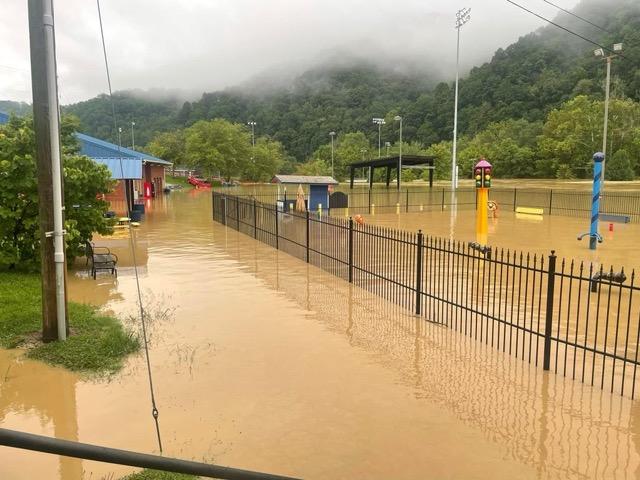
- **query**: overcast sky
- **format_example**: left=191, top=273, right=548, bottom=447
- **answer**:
left=1, top=0, right=580, bottom=104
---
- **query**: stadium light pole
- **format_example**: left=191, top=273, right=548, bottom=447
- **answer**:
left=130, top=121, right=136, bottom=150
left=372, top=118, right=386, bottom=158
left=594, top=43, right=623, bottom=189
left=329, top=131, right=336, bottom=178
left=394, top=115, right=403, bottom=190
left=452, top=7, right=471, bottom=191
left=247, top=121, right=257, bottom=172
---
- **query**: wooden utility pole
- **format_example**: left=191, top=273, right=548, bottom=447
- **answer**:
left=28, top=0, right=68, bottom=342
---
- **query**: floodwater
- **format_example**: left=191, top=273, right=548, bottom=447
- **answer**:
left=365, top=209, right=640, bottom=272
left=2, top=191, right=640, bottom=479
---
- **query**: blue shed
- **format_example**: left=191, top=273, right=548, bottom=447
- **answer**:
left=271, top=175, right=339, bottom=213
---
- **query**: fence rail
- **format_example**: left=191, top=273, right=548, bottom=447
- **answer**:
left=213, top=192, right=640, bottom=398
left=216, top=187, right=640, bottom=222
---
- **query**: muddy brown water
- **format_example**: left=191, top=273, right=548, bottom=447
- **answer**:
left=2, top=190, right=640, bottom=479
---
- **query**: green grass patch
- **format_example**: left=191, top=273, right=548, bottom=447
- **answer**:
left=120, top=469, right=197, bottom=480
left=166, top=175, right=191, bottom=186
left=0, top=272, right=139, bottom=374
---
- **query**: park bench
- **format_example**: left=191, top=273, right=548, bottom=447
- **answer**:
left=85, top=241, right=118, bottom=279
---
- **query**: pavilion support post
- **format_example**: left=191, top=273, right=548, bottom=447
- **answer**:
left=369, top=166, right=374, bottom=190
left=429, top=167, right=434, bottom=188
left=350, top=167, right=355, bottom=189
left=386, top=166, right=391, bottom=188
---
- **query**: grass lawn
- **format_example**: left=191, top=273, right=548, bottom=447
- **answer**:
left=120, top=469, right=197, bottom=480
left=0, top=272, right=139, bottom=374
left=166, top=175, right=191, bottom=187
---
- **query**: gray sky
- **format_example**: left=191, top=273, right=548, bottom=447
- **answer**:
left=1, top=0, right=579, bottom=104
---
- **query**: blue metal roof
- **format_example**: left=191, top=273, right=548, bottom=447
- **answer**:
left=0, top=112, right=8, bottom=124
left=75, top=132, right=172, bottom=165
left=92, top=157, right=143, bottom=180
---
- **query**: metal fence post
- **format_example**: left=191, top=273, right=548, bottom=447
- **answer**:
left=274, top=205, right=279, bottom=250
left=368, top=189, right=372, bottom=214
left=305, top=210, right=310, bottom=263
left=548, top=189, right=553, bottom=215
left=348, top=217, right=354, bottom=283
left=513, top=188, right=518, bottom=210
left=406, top=189, right=409, bottom=213
left=543, top=250, right=557, bottom=371
left=222, top=195, right=227, bottom=226
left=415, top=230, right=424, bottom=315
left=441, top=188, right=445, bottom=211
left=253, top=199, right=257, bottom=238
left=236, top=196, right=240, bottom=230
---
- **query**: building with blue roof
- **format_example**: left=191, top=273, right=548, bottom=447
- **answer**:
left=1, top=112, right=171, bottom=213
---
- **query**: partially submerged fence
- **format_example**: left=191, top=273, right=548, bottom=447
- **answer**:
left=218, top=187, right=640, bottom=222
left=213, top=192, right=640, bottom=398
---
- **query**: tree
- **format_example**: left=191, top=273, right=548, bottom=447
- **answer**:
left=146, top=130, right=186, bottom=168
left=606, top=149, right=635, bottom=180
left=184, top=119, right=251, bottom=180
left=334, top=132, right=371, bottom=180
left=243, top=137, right=286, bottom=182
left=0, top=115, right=114, bottom=270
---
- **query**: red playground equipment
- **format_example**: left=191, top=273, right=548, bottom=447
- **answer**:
left=187, top=176, right=211, bottom=188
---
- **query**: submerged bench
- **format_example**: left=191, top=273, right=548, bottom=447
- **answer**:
left=515, top=207, right=544, bottom=216
left=600, top=213, right=631, bottom=223
left=85, top=242, right=118, bottom=279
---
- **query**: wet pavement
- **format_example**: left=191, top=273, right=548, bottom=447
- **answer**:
left=2, top=190, right=640, bottom=479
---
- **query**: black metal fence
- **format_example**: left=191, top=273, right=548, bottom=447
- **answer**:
left=217, top=187, right=640, bottom=222
left=213, top=192, right=640, bottom=398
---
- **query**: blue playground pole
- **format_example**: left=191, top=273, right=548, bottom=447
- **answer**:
left=577, top=152, right=605, bottom=250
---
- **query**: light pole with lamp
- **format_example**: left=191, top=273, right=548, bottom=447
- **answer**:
left=329, top=131, right=336, bottom=178
left=385, top=141, right=391, bottom=157
left=594, top=43, right=623, bottom=188
left=394, top=115, right=403, bottom=190
left=130, top=121, right=136, bottom=150
left=247, top=121, right=257, bottom=178
left=372, top=118, right=385, bottom=158
left=452, top=7, right=471, bottom=191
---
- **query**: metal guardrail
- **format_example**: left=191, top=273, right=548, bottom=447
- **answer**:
left=0, top=428, right=300, bottom=480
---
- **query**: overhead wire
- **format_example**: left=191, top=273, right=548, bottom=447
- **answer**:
left=540, top=0, right=614, bottom=35
left=95, top=0, right=163, bottom=454
left=505, top=0, right=626, bottom=58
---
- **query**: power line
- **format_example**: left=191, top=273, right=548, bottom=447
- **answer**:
left=96, top=0, right=163, bottom=455
left=540, top=0, right=614, bottom=35
left=506, top=0, right=624, bottom=58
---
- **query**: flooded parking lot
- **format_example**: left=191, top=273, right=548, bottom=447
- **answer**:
left=2, top=190, right=640, bottom=479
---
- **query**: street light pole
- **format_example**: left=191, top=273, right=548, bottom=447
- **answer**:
left=131, top=121, right=136, bottom=150
left=394, top=115, right=403, bottom=190
left=373, top=118, right=385, bottom=158
left=452, top=8, right=471, bottom=191
left=594, top=43, right=623, bottom=189
left=329, top=131, right=336, bottom=178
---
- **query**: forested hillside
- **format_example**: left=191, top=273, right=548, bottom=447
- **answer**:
left=6, top=0, right=639, bottom=179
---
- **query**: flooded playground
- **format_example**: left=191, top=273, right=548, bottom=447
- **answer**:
left=3, top=191, right=640, bottom=479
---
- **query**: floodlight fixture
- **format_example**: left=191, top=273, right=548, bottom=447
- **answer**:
left=455, top=7, right=471, bottom=28
left=613, top=43, right=623, bottom=52
left=594, top=48, right=605, bottom=57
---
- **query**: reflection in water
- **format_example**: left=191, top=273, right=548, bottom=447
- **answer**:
left=0, top=351, right=82, bottom=479
left=2, top=191, right=640, bottom=479
left=224, top=225, right=640, bottom=479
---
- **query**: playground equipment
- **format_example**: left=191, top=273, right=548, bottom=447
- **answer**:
left=577, top=152, right=605, bottom=250
left=468, top=242, right=492, bottom=259
left=600, top=213, right=631, bottom=223
left=487, top=200, right=499, bottom=218
left=474, top=158, right=492, bottom=244
left=354, top=214, right=365, bottom=225
left=590, top=270, right=627, bottom=292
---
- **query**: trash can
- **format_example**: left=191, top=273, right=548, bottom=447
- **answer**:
left=129, top=210, right=143, bottom=222
left=132, top=203, right=145, bottom=214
